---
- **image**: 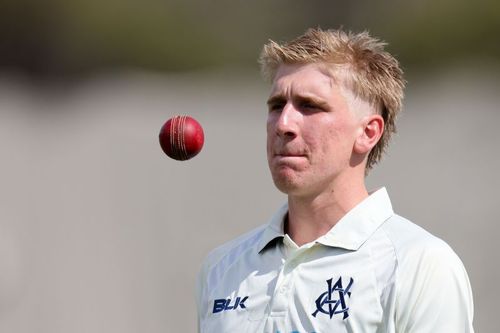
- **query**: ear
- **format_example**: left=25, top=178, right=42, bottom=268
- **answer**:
left=353, top=114, right=384, bottom=155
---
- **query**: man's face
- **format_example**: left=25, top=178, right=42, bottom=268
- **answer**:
left=266, top=63, right=366, bottom=197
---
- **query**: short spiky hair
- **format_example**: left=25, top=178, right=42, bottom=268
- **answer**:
left=259, top=28, right=405, bottom=170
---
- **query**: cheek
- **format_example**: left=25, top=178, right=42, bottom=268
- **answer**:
left=266, top=114, right=275, bottom=136
left=266, top=118, right=275, bottom=156
left=316, top=122, right=353, bottom=159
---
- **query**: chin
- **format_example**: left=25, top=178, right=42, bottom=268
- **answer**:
left=269, top=166, right=310, bottom=195
left=272, top=175, right=302, bottom=195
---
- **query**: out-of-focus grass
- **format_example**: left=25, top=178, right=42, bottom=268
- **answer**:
left=0, top=0, right=498, bottom=77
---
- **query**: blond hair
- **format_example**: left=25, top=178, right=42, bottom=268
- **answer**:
left=259, top=28, right=405, bottom=170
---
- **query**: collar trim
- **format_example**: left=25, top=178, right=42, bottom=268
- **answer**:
left=257, top=187, right=394, bottom=253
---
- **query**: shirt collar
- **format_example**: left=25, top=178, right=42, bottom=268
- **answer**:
left=257, top=203, right=287, bottom=253
left=257, top=187, right=394, bottom=253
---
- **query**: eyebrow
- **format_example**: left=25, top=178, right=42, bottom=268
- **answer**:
left=267, top=94, right=328, bottom=108
left=297, top=95, right=329, bottom=108
left=267, top=93, right=289, bottom=105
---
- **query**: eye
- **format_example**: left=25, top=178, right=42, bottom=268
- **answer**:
left=299, top=101, right=321, bottom=112
left=268, top=102, right=285, bottom=112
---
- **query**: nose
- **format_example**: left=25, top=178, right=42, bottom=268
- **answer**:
left=274, top=103, right=299, bottom=139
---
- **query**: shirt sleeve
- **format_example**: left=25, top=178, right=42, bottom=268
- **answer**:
left=195, top=259, right=209, bottom=333
left=395, top=240, right=474, bottom=332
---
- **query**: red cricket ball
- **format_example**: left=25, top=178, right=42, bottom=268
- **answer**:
left=159, top=115, right=204, bottom=160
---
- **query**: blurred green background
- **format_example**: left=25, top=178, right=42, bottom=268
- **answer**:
left=1, top=0, right=499, bottom=78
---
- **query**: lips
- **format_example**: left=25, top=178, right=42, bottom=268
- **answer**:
left=269, top=143, right=308, bottom=163
left=275, top=153, right=305, bottom=158
left=274, top=149, right=306, bottom=157
left=273, top=151, right=308, bottom=162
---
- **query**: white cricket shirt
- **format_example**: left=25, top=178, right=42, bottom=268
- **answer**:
left=196, top=188, right=474, bottom=332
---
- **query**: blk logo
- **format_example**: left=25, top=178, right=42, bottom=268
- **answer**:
left=312, top=277, right=354, bottom=320
left=212, top=296, right=249, bottom=313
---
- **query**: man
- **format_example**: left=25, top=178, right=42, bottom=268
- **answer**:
left=196, top=28, right=474, bottom=332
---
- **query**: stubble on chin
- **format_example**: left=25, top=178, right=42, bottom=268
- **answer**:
left=270, top=166, right=302, bottom=195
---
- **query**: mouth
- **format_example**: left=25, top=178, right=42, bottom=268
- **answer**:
left=275, top=151, right=306, bottom=157
left=270, top=145, right=308, bottom=164
left=276, top=154, right=305, bottom=158
left=273, top=153, right=307, bottom=162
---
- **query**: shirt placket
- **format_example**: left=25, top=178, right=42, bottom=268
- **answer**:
left=265, top=236, right=312, bottom=330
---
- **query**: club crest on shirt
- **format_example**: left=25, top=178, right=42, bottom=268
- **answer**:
left=311, top=276, right=354, bottom=320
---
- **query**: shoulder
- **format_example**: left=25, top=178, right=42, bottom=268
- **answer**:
left=202, top=224, right=267, bottom=273
left=196, top=224, right=267, bottom=294
left=380, top=213, right=468, bottom=287
left=380, top=213, right=458, bottom=261
left=380, top=214, right=474, bottom=331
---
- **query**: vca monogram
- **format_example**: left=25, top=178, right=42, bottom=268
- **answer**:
left=312, top=277, right=354, bottom=320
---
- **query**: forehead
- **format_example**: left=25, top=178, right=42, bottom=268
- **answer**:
left=270, top=63, right=338, bottom=97
left=269, top=63, right=374, bottom=116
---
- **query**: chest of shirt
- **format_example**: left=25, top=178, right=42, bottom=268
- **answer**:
left=201, top=243, right=394, bottom=333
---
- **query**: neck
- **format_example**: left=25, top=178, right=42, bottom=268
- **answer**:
left=285, top=175, right=368, bottom=246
